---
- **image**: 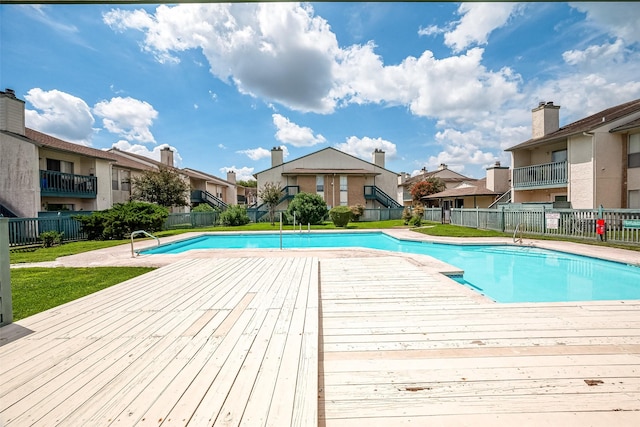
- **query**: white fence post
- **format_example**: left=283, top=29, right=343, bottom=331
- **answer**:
left=0, top=218, right=13, bottom=326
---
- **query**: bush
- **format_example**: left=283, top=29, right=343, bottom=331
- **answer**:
left=410, top=205, right=425, bottom=227
left=329, top=206, right=352, bottom=227
left=75, top=202, right=169, bottom=240
left=219, top=205, right=250, bottom=226
left=286, top=193, right=328, bottom=225
left=350, top=204, right=365, bottom=222
left=192, top=203, right=216, bottom=212
left=40, top=230, right=63, bottom=248
left=73, top=211, right=107, bottom=240
left=402, top=207, right=413, bottom=225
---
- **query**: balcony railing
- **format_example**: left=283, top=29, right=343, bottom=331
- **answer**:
left=512, top=161, right=568, bottom=189
left=40, top=170, right=97, bottom=198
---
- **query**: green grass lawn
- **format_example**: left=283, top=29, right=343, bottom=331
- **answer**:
left=10, top=267, right=156, bottom=321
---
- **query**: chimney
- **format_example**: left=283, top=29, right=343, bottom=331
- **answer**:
left=438, top=163, right=447, bottom=171
left=0, top=88, right=26, bottom=136
left=532, top=101, right=560, bottom=139
left=160, top=146, right=174, bottom=167
left=373, top=149, right=385, bottom=168
left=226, top=170, right=236, bottom=184
left=486, top=161, right=510, bottom=193
left=271, top=146, right=284, bottom=167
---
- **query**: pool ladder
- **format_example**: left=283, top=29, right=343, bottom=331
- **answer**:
left=131, top=230, right=160, bottom=257
left=513, top=222, right=523, bottom=245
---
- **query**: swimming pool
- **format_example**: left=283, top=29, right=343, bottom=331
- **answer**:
left=141, top=232, right=640, bottom=303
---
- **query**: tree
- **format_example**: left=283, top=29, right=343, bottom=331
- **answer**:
left=258, top=182, right=282, bottom=225
left=237, top=179, right=257, bottom=188
left=131, top=166, right=190, bottom=208
left=410, top=177, right=446, bottom=204
left=287, top=192, right=328, bottom=225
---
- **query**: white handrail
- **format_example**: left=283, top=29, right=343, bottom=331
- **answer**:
left=513, top=222, right=523, bottom=244
left=131, top=230, right=160, bottom=257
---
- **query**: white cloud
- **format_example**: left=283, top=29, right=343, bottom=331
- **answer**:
left=104, top=3, right=340, bottom=113
left=219, top=166, right=255, bottom=182
left=563, top=39, right=626, bottom=70
left=237, top=145, right=290, bottom=162
left=236, top=147, right=271, bottom=161
left=111, top=141, right=183, bottom=167
left=418, top=25, right=441, bottom=37
left=272, top=114, right=326, bottom=147
left=93, top=96, right=158, bottom=143
left=218, top=143, right=227, bottom=149
left=103, top=3, right=524, bottom=124
left=334, top=136, right=397, bottom=162
left=334, top=45, right=522, bottom=121
left=570, top=2, right=640, bottom=44
left=443, top=3, right=523, bottom=53
left=24, top=88, right=95, bottom=146
left=531, top=39, right=640, bottom=120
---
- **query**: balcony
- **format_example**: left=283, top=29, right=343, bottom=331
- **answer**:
left=512, top=161, right=568, bottom=189
left=40, top=170, right=97, bottom=198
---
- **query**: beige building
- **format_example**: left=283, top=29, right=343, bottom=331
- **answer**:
left=254, top=147, right=401, bottom=211
left=1, top=90, right=116, bottom=217
left=398, top=164, right=474, bottom=207
left=1, top=89, right=241, bottom=217
left=423, top=161, right=511, bottom=209
left=506, top=99, right=640, bottom=209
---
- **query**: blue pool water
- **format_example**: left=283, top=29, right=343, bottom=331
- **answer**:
left=141, top=232, right=640, bottom=303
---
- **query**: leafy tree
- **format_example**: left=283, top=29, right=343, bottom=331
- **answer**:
left=219, top=205, right=250, bottom=226
left=131, top=166, right=190, bottom=208
left=410, top=177, right=446, bottom=204
left=258, top=182, right=282, bottom=225
left=287, top=192, right=328, bottom=225
left=237, top=179, right=257, bottom=188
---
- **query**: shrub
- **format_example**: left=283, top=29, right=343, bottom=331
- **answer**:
left=350, top=204, right=365, bottom=222
left=329, top=206, right=352, bottom=227
left=402, top=207, right=413, bottom=225
left=73, top=211, right=107, bottom=240
left=75, top=202, right=169, bottom=240
left=286, top=193, right=328, bottom=225
left=192, top=203, right=216, bottom=212
left=219, top=205, right=250, bottom=226
left=40, top=230, right=63, bottom=248
left=410, top=205, right=425, bottom=227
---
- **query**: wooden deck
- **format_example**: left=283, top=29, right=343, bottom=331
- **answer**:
left=2, top=254, right=640, bottom=426
left=0, top=257, right=319, bottom=426
left=319, top=257, right=640, bottom=426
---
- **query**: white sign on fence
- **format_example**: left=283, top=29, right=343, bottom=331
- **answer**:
left=546, top=212, right=560, bottom=230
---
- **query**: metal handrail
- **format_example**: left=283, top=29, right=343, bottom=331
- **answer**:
left=130, top=230, right=160, bottom=257
left=513, top=222, right=523, bottom=244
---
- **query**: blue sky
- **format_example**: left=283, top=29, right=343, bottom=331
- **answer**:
left=2, top=2, right=640, bottom=181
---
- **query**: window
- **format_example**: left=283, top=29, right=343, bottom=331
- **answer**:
left=629, top=134, right=640, bottom=168
left=551, top=149, right=567, bottom=163
left=629, top=190, right=640, bottom=209
left=316, top=175, right=324, bottom=192
left=46, top=203, right=74, bottom=211
left=121, top=170, right=130, bottom=191
left=46, top=158, right=74, bottom=174
left=340, top=175, right=348, bottom=206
